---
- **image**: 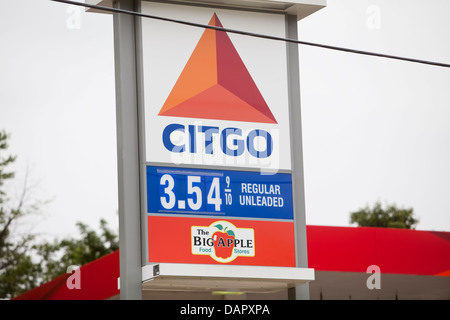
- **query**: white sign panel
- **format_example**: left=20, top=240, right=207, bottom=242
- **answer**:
left=141, top=2, right=291, bottom=171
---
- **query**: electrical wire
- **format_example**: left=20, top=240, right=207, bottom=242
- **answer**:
left=52, top=0, right=450, bottom=69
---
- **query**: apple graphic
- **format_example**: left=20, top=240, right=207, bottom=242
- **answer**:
left=212, top=224, right=235, bottom=259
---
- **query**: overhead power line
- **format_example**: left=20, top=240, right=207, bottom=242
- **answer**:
left=52, top=0, right=450, bottom=69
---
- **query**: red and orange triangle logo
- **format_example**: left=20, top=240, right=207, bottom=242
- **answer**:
left=158, top=13, right=277, bottom=124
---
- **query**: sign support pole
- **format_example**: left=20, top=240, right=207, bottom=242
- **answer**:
left=286, top=14, right=310, bottom=300
left=113, top=0, right=142, bottom=300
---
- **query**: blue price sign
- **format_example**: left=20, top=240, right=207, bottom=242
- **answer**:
left=147, top=166, right=293, bottom=220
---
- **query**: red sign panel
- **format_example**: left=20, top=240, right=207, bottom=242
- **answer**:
left=147, top=216, right=295, bottom=267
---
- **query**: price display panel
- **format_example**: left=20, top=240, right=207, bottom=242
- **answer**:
left=146, top=166, right=293, bottom=220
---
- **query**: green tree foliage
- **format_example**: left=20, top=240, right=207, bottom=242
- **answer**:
left=0, top=130, right=118, bottom=299
left=0, top=130, right=42, bottom=298
left=350, top=201, right=419, bottom=229
left=35, top=219, right=119, bottom=282
left=0, top=131, right=16, bottom=193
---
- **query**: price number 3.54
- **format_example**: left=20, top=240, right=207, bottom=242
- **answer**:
left=159, top=174, right=225, bottom=213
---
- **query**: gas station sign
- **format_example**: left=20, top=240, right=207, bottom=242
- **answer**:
left=83, top=0, right=325, bottom=300
left=141, top=1, right=296, bottom=267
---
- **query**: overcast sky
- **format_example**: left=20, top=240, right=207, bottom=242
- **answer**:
left=0, top=0, right=449, bottom=241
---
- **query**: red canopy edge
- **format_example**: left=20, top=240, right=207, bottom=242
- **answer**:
left=13, top=250, right=120, bottom=300
left=306, top=226, right=450, bottom=276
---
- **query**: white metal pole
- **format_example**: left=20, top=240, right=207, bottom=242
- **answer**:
left=113, top=0, right=143, bottom=300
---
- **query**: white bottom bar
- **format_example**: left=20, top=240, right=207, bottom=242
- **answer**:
left=137, top=263, right=314, bottom=293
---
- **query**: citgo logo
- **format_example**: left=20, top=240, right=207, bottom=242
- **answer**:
left=158, top=13, right=276, bottom=124
left=159, top=13, right=277, bottom=160
left=192, top=220, right=255, bottom=263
